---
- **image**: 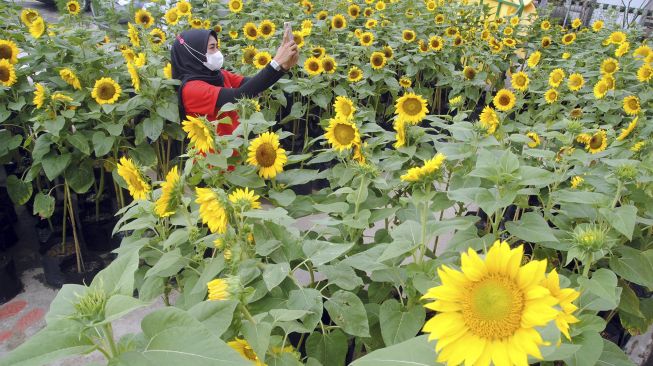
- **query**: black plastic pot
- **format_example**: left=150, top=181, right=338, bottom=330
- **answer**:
left=81, top=215, right=120, bottom=252
left=40, top=237, right=104, bottom=288
left=0, top=212, right=18, bottom=251
left=0, top=255, right=22, bottom=304
left=0, top=187, right=17, bottom=223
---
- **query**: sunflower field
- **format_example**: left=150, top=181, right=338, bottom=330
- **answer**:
left=1, top=0, right=652, bottom=365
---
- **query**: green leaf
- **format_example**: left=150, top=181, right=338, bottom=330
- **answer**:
left=287, top=288, right=323, bottom=331
left=42, top=152, right=71, bottom=180
left=313, top=202, right=349, bottom=214
left=32, top=192, right=55, bottom=218
left=350, top=335, right=440, bottom=366
left=66, top=134, right=90, bottom=155
left=379, top=299, right=425, bottom=346
left=276, top=169, right=320, bottom=186
left=145, top=248, right=189, bottom=278
left=551, top=190, right=609, bottom=205
left=263, top=262, right=290, bottom=291
left=0, top=319, right=95, bottom=366
left=6, top=175, right=33, bottom=205
left=577, top=268, right=621, bottom=311
left=91, top=250, right=139, bottom=296
left=324, top=290, right=370, bottom=337
left=65, top=161, right=95, bottom=194
left=45, top=284, right=88, bottom=324
left=242, top=320, right=273, bottom=363
left=143, top=116, right=164, bottom=141
left=609, top=247, right=653, bottom=289
left=305, top=329, right=348, bottom=366
left=92, top=131, right=115, bottom=157
left=505, top=212, right=559, bottom=243
left=189, top=257, right=225, bottom=299
left=599, top=205, right=637, bottom=240
left=317, top=263, right=363, bottom=290
left=379, top=220, right=421, bottom=262
left=226, top=165, right=266, bottom=188
left=140, top=308, right=249, bottom=365
left=268, top=189, right=296, bottom=206
left=563, top=331, right=604, bottom=366
left=596, top=339, right=636, bottom=366
left=102, top=295, right=149, bottom=325
left=303, top=240, right=354, bottom=266
left=517, top=166, right=557, bottom=187
left=156, top=102, right=180, bottom=123
left=188, top=300, right=239, bottom=338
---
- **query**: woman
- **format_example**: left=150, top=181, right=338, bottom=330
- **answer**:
left=171, top=28, right=298, bottom=136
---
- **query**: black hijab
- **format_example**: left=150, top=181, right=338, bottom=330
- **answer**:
left=171, top=29, right=224, bottom=121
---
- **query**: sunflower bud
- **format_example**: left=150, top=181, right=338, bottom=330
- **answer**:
left=572, top=223, right=610, bottom=251
left=74, top=287, right=107, bottom=323
left=616, top=164, right=637, bottom=182
left=566, top=119, right=583, bottom=134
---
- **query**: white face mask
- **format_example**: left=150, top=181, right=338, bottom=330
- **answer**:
left=204, top=50, right=224, bottom=71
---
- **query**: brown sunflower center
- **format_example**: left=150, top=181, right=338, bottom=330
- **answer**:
left=454, top=37, right=462, bottom=46
left=308, top=61, right=320, bottom=72
left=334, top=123, right=355, bottom=145
left=362, top=35, right=371, bottom=43
left=349, top=70, right=360, bottom=79
left=323, top=60, right=335, bottom=72
left=179, top=4, right=189, bottom=12
left=98, top=83, right=116, bottom=100
left=68, top=3, right=77, bottom=11
left=499, top=94, right=511, bottom=106
left=247, top=27, right=257, bottom=37
left=430, top=39, right=440, bottom=48
left=244, top=50, right=256, bottom=63
left=232, top=2, right=242, bottom=10
left=464, top=67, right=476, bottom=79
left=627, top=99, right=639, bottom=110
left=589, top=134, right=604, bottom=149
left=372, top=55, right=383, bottom=66
left=350, top=8, right=359, bottom=16
left=255, top=142, right=277, bottom=167
left=570, top=108, right=583, bottom=119
left=334, top=18, right=343, bottom=28
left=0, top=67, right=9, bottom=82
left=542, top=38, right=551, bottom=47
left=515, top=75, right=526, bottom=86
left=0, top=45, right=12, bottom=60
left=168, top=12, right=178, bottom=21
left=261, top=25, right=272, bottom=35
left=139, top=14, right=150, bottom=24
left=604, top=62, right=616, bottom=73
left=338, top=102, right=352, bottom=116
left=462, top=275, right=524, bottom=339
left=402, top=98, right=422, bottom=116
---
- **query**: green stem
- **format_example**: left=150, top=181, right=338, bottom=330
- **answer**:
left=582, top=253, right=593, bottom=278
left=240, top=304, right=256, bottom=324
left=102, top=324, right=119, bottom=358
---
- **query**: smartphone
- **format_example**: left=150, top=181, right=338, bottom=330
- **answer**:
left=284, top=22, right=294, bottom=42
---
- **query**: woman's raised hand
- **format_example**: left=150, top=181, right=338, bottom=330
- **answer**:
left=273, top=28, right=299, bottom=70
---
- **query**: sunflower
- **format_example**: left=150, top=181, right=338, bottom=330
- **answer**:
left=164, top=8, right=180, bottom=25
left=127, top=23, right=140, bottom=48
left=228, top=187, right=261, bottom=210
left=304, top=56, right=323, bottom=76
left=348, top=66, right=363, bottom=82
left=481, top=30, right=491, bottom=41
left=429, top=35, right=443, bottom=51
left=503, top=27, right=514, bottom=36
left=511, top=72, right=530, bottom=92
left=57, top=68, right=80, bottom=90
left=51, top=93, right=74, bottom=104
left=592, top=20, right=604, bottom=32
left=243, top=22, right=258, bottom=40
left=402, top=29, right=416, bottom=43
left=149, top=28, right=166, bottom=46
left=633, top=44, right=652, bottom=59
left=615, top=42, right=630, bottom=57
left=176, top=1, right=192, bottom=16
left=393, top=120, right=406, bottom=149
left=592, top=80, right=608, bottom=99
left=247, top=132, right=287, bottom=179
left=548, top=69, right=565, bottom=88
left=395, top=92, right=428, bottom=125
left=637, top=63, right=652, bottom=82
left=228, top=338, right=264, bottom=366
left=370, top=51, right=386, bottom=70
left=382, top=45, right=394, bottom=59
left=541, top=269, right=581, bottom=340
left=493, top=89, right=516, bottom=111
left=479, top=106, right=499, bottom=134
left=570, top=176, right=584, bottom=189
left=331, top=14, right=347, bottom=30
left=526, top=132, right=540, bottom=148
left=453, top=36, right=463, bottom=47
left=363, top=7, right=374, bottom=17
left=623, top=95, right=640, bottom=115
left=608, top=31, right=626, bottom=44
left=195, top=187, right=228, bottom=234
left=116, top=157, right=151, bottom=200
left=182, top=115, right=214, bottom=153
left=541, top=36, right=552, bottom=48
left=359, top=31, right=374, bottom=46
left=418, top=40, right=429, bottom=52
left=258, top=20, right=275, bottom=39
left=321, top=56, right=337, bottom=73
left=567, top=73, right=584, bottom=91
left=601, top=74, right=616, bottom=90
left=21, top=9, right=40, bottom=26
left=571, top=18, right=582, bottom=29
left=631, top=141, right=646, bottom=152
left=586, top=130, right=607, bottom=154
left=421, top=241, right=565, bottom=366
left=324, top=116, right=361, bottom=151
left=207, top=279, right=230, bottom=301
left=29, top=17, right=45, bottom=39
left=617, top=117, right=638, bottom=141
left=0, top=40, right=18, bottom=64
left=334, top=96, right=355, bottom=119
left=301, top=20, right=313, bottom=35
left=570, top=108, right=584, bottom=120
left=400, top=153, right=446, bottom=182
left=600, top=58, right=619, bottom=75
left=127, top=62, right=140, bottom=92
left=241, top=45, right=257, bottom=65
left=365, top=19, right=378, bottom=29
left=66, top=0, right=80, bottom=15
left=463, top=66, right=476, bottom=80
left=348, top=4, right=361, bottom=18
left=33, top=83, right=46, bottom=109
left=316, top=10, right=328, bottom=20
left=435, top=13, right=445, bottom=24
left=90, top=77, right=120, bottom=105
left=228, top=0, right=243, bottom=13
left=527, top=51, right=541, bottom=68
left=426, top=0, right=437, bottom=11
left=134, top=9, right=154, bottom=28
left=445, top=27, right=458, bottom=37
left=399, top=76, right=411, bottom=88
left=154, top=166, right=181, bottom=217
left=489, top=38, right=503, bottom=53
left=253, top=51, right=271, bottom=70
left=133, top=52, right=146, bottom=68
left=292, top=31, right=304, bottom=47
left=375, top=1, right=386, bottom=11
